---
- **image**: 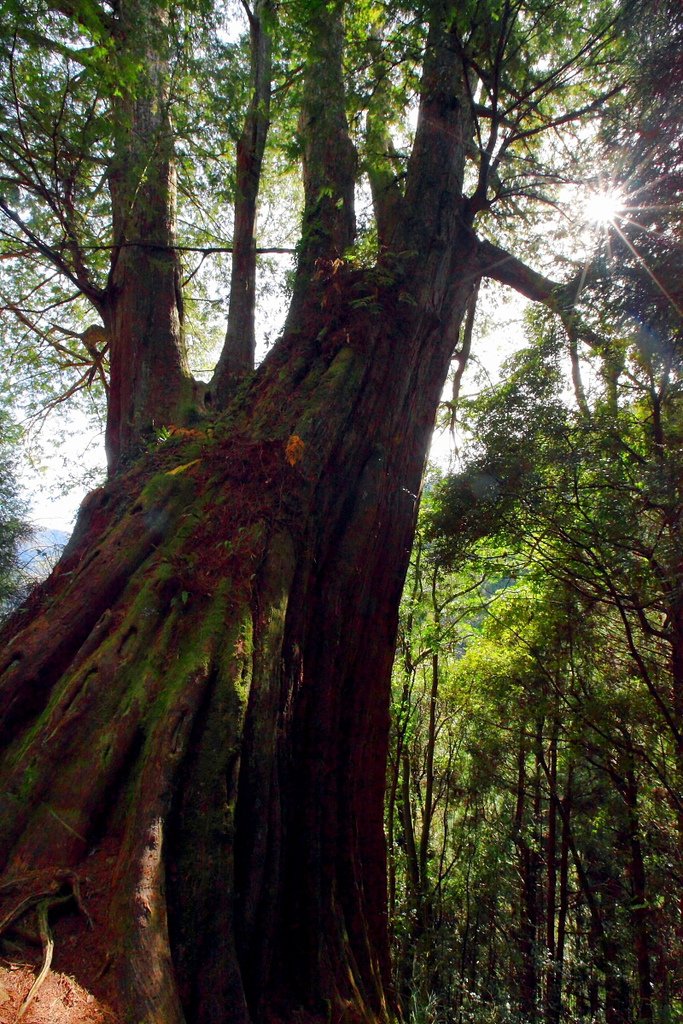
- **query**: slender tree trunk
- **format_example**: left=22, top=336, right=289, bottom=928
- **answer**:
left=549, top=775, right=571, bottom=1024
left=400, top=750, right=421, bottom=908
left=604, top=956, right=631, bottom=1024
left=669, top=596, right=683, bottom=968
left=212, top=0, right=273, bottom=398
left=387, top=643, right=415, bottom=931
left=544, top=725, right=571, bottom=1024
left=105, top=0, right=192, bottom=471
left=548, top=724, right=557, bottom=1024
left=418, top=579, right=441, bottom=919
left=624, top=768, right=654, bottom=1024
left=386, top=714, right=402, bottom=927
left=549, top=762, right=630, bottom=1024
left=514, top=724, right=542, bottom=1024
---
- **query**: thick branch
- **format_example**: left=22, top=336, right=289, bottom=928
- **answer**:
left=7, top=25, right=98, bottom=67
left=46, top=0, right=115, bottom=36
left=477, top=238, right=602, bottom=413
left=477, top=238, right=566, bottom=306
left=477, top=238, right=599, bottom=322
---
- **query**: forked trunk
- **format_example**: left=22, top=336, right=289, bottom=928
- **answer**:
left=0, top=1, right=480, bottom=1015
left=0, top=240, right=477, bottom=1022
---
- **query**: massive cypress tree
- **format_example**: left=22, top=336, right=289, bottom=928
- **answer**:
left=0, top=0, right=632, bottom=1020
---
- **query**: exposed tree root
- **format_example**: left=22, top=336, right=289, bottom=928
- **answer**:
left=0, top=870, right=93, bottom=1022
left=16, top=900, right=53, bottom=1021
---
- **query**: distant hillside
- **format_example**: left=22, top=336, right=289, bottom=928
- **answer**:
left=1, top=528, right=70, bottom=618
left=18, top=528, right=70, bottom=572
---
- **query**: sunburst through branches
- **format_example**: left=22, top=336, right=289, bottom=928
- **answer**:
left=575, top=177, right=683, bottom=319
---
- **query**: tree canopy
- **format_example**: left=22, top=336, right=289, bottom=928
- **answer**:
left=0, top=0, right=637, bottom=448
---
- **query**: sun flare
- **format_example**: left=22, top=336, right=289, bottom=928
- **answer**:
left=583, top=188, right=624, bottom=225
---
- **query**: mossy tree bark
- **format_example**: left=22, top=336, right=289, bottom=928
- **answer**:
left=0, top=241, right=477, bottom=1023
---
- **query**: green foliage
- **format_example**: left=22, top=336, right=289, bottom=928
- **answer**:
left=391, top=491, right=683, bottom=1021
left=390, top=43, right=683, bottom=1002
left=0, top=0, right=679, bottom=1019
left=0, top=0, right=643, bottom=448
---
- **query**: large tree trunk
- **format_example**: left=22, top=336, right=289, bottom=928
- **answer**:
left=0, top=228, right=477, bottom=1021
left=0, top=2, right=484, bottom=1018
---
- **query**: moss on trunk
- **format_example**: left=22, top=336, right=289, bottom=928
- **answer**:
left=0, top=248, right=476, bottom=1022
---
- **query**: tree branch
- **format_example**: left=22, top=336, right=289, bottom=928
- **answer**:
left=91, top=242, right=296, bottom=256
left=477, top=238, right=604, bottom=385
left=477, top=238, right=566, bottom=306
left=45, top=0, right=115, bottom=36
left=0, top=195, right=105, bottom=307
left=8, top=24, right=99, bottom=67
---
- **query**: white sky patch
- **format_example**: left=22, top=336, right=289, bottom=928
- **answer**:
left=429, top=288, right=531, bottom=470
left=20, top=408, right=105, bottom=534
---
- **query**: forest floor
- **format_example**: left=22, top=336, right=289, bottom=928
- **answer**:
left=0, top=843, right=122, bottom=1024
left=0, top=961, right=117, bottom=1024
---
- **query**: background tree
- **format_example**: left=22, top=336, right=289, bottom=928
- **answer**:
left=0, top=0, right=256, bottom=468
left=389, top=4, right=683, bottom=1019
left=389, top=518, right=682, bottom=1023
left=402, top=14, right=683, bottom=998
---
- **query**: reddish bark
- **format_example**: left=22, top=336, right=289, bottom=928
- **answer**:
left=90, top=0, right=195, bottom=472
left=0, top=243, right=477, bottom=1022
left=212, top=0, right=273, bottom=399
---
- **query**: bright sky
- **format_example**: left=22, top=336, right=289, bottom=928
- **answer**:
left=21, top=411, right=106, bottom=535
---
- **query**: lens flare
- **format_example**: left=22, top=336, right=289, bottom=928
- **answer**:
left=583, top=189, right=624, bottom=225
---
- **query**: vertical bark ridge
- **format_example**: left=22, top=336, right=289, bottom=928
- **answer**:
left=403, top=1, right=472, bottom=251
left=294, top=0, right=357, bottom=289
left=241, top=256, right=477, bottom=1017
left=166, top=613, right=255, bottom=1024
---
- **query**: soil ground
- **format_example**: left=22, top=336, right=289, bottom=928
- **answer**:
left=0, top=843, right=123, bottom=1024
left=0, top=960, right=118, bottom=1024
